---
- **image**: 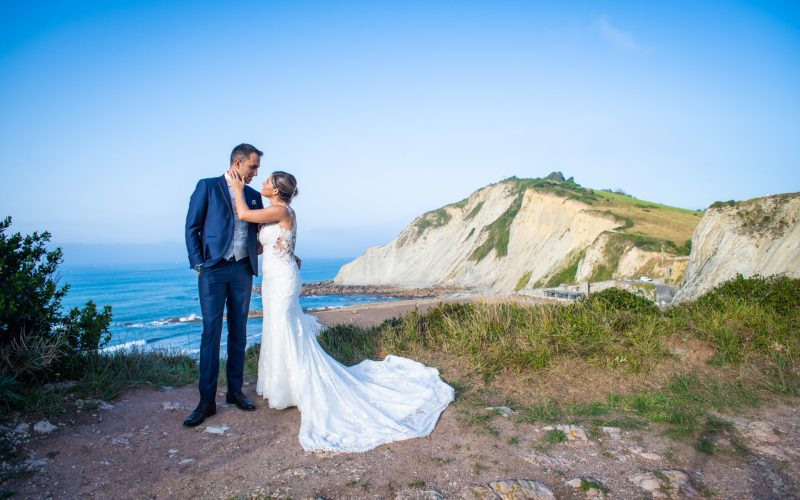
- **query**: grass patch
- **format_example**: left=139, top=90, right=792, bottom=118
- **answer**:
left=515, top=271, right=532, bottom=291
left=464, top=201, right=484, bottom=221
left=317, top=323, right=380, bottom=365
left=2, top=349, right=198, bottom=417
left=413, top=208, right=452, bottom=237
left=380, top=288, right=672, bottom=379
left=545, top=250, right=584, bottom=287
left=469, top=193, right=524, bottom=262
left=63, top=349, right=198, bottom=401
left=185, top=275, right=799, bottom=456
left=517, top=400, right=563, bottom=424
left=580, top=479, right=609, bottom=494
left=544, top=428, right=567, bottom=443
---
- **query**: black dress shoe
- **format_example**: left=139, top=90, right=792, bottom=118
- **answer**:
left=182, top=401, right=216, bottom=427
left=226, top=391, right=256, bottom=411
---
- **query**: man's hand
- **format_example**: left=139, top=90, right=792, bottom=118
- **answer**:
left=294, top=255, right=302, bottom=269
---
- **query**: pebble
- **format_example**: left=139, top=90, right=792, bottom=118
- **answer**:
left=178, top=458, right=195, bottom=465
left=485, top=406, right=517, bottom=418
left=204, top=424, right=231, bottom=435
left=162, top=402, right=184, bottom=411
left=33, top=420, right=58, bottom=434
left=630, top=468, right=701, bottom=498
left=491, top=479, right=555, bottom=499
left=111, top=437, right=130, bottom=447
left=14, top=423, right=30, bottom=434
left=395, top=490, right=445, bottom=499
left=600, top=426, right=621, bottom=439
left=24, top=458, right=49, bottom=469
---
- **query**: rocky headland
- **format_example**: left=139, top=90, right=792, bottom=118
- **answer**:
left=335, top=174, right=700, bottom=295
left=674, top=192, right=800, bottom=302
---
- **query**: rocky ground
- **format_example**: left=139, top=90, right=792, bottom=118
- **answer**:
left=2, top=303, right=799, bottom=499
left=3, top=387, right=798, bottom=499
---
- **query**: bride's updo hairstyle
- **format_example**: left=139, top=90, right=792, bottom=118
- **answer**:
left=271, top=171, right=299, bottom=203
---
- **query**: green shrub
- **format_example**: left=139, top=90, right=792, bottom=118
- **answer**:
left=709, top=200, right=737, bottom=209
left=679, top=275, right=800, bottom=367
left=0, top=216, right=113, bottom=384
left=695, top=274, right=800, bottom=316
left=0, top=373, right=21, bottom=411
left=587, top=288, right=658, bottom=315
left=60, top=300, right=112, bottom=353
left=0, top=217, right=65, bottom=348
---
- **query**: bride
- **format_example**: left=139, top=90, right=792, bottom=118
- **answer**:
left=228, top=170, right=454, bottom=452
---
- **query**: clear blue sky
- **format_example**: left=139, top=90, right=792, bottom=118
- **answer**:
left=1, top=0, right=799, bottom=261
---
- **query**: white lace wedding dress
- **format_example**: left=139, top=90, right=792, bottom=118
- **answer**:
left=255, top=207, right=454, bottom=452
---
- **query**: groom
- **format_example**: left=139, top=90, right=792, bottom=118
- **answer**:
left=183, top=143, right=265, bottom=426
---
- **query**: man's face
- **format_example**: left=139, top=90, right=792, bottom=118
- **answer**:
left=233, top=152, right=260, bottom=183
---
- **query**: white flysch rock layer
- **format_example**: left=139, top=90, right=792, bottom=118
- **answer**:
left=674, top=193, right=800, bottom=302
left=335, top=180, right=668, bottom=293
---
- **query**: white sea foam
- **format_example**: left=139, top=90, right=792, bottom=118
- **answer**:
left=102, top=340, right=146, bottom=353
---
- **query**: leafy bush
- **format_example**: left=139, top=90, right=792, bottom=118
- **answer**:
left=61, top=300, right=112, bottom=353
left=587, top=288, right=658, bottom=315
left=0, top=217, right=65, bottom=347
left=709, top=200, right=737, bottom=209
left=0, top=217, right=113, bottom=384
left=695, top=274, right=800, bottom=316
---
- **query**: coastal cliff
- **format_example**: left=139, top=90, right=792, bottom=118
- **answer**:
left=674, top=193, right=800, bottom=302
left=335, top=175, right=701, bottom=293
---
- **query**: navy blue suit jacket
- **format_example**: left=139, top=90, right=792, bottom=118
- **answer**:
left=185, top=175, right=264, bottom=276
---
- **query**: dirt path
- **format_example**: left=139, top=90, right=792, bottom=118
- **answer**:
left=3, top=301, right=799, bottom=499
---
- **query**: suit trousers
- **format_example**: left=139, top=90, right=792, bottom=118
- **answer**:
left=197, top=258, right=252, bottom=403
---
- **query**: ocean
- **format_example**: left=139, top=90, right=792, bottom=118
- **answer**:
left=59, top=258, right=393, bottom=355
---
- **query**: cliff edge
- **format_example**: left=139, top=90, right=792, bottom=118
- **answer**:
left=674, top=193, right=800, bottom=302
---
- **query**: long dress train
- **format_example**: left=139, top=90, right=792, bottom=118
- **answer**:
left=256, top=207, right=454, bottom=452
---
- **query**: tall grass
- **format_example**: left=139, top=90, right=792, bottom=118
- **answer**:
left=379, top=290, right=670, bottom=379
left=317, top=276, right=799, bottom=394
left=1, top=349, right=197, bottom=415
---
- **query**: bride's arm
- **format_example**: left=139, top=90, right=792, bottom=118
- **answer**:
left=229, top=174, right=287, bottom=224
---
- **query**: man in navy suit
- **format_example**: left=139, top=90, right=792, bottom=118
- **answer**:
left=183, top=143, right=265, bottom=426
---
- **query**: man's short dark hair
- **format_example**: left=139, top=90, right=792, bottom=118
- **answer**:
left=230, top=143, right=263, bottom=165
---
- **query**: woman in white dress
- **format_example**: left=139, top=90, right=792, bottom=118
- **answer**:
left=228, top=171, right=454, bottom=452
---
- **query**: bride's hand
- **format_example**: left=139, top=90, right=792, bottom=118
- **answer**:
left=227, top=170, right=245, bottom=191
